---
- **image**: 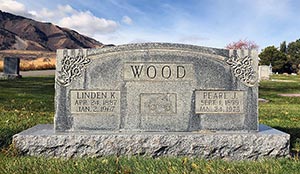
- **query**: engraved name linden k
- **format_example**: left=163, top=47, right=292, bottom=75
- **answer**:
left=124, top=62, right=194, bottom=81
left=70, top=90, right=120, bottom=113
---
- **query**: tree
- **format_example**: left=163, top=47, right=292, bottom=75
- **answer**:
left=259, top=46, right=290, bottom=73
left=225, top=39, right=259, bottom=50
left=280, top=41, right=287, bottom=53
left=287, top=39, right=300, bottom=74
left=259, top=39, right=300, bottom=74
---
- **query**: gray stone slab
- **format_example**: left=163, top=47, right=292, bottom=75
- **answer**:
left=13, top=124, right=290, bottom=160
left=54, top=43, right=259, bottom=132
left=3, top=57, right=20, bottom=75
left=1, top=57, right=21, bottom=79
left=259, top=65, right=272, bottom=80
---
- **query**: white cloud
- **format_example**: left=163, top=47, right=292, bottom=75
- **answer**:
left=58, top=11, right=118, bottom=36
left=28, top=4, right=119, bottom=37
left=28, top=10, right=37, bottom=17
left=30, top=5, right=75, bottom=22
left=40, top=8, right=56, bottom=19
left=122, top=16, right=133, bottom=25
left=0, top=0, right=33, bottom=17
left=0, top=0, right=25, bottom=13
left=57, top=4, right=76, bottom=14
left=0, top=1, right=120, bottom=38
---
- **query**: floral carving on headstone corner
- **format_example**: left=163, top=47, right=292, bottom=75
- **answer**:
left=226, top=54, right=257, bottom=87
left=56, top=49, right=91, bottom=87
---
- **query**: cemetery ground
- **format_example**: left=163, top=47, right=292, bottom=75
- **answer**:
left=0, top=75, right=300, bottom=173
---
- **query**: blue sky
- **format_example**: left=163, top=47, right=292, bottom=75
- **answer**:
left=1, top=0, right=300, bottom=50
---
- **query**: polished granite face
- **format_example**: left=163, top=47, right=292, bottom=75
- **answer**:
left=54, top=43, right=259, bottom=132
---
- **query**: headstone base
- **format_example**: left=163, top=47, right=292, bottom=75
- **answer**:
left=13, top=124, right=290, bottom=160
left=0, top=73, right=22, bottom=80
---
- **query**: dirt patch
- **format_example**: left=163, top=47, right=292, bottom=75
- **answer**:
left=278, top=94, right=300, bottom=97
left=20, top=70, right=55, bottom=77
left=258, top=98, right=269, bottom=103
left=271, top=79, right=297, bottom=82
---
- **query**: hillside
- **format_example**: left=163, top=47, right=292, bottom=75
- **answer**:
left=0, top=11, right=104, bottom=51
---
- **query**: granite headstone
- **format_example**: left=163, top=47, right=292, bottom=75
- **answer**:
left=13, top=43, right=290, bottom=159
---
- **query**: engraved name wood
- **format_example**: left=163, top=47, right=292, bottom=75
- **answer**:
left=123, top=62, right=194, bottom=81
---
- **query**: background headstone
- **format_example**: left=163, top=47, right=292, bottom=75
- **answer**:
left=259, top=65, right=272, bottom=80
left=0, top=57, right=21, bottom=79
left=4, top=57, right=20, bottom=75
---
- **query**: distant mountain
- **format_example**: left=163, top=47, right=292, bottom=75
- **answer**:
left=0, top=11, right=104, bottom=51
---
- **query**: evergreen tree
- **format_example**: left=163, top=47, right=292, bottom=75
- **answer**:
left=280, top=41, right=287, bottom=53
left=259, top=46, right=290, bottom=73
left=287, top=39, right=300, bottom=73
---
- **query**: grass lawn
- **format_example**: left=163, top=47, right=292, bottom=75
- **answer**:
left=0, top=75, right=300, bottom=173
left=259, top=75, right=300, bottom=148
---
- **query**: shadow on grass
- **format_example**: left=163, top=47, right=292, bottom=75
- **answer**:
left=259, top=81, right=300, bottom=94
left=0, top=128, right=21, bottom=149
left=273, top=126, right=300, bottom=151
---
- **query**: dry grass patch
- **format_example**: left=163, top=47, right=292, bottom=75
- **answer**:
left=0, top=50, right=56, bottom=71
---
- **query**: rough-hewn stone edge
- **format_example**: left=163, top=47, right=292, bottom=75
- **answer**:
left=12, top=124, right=290, bottom=160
